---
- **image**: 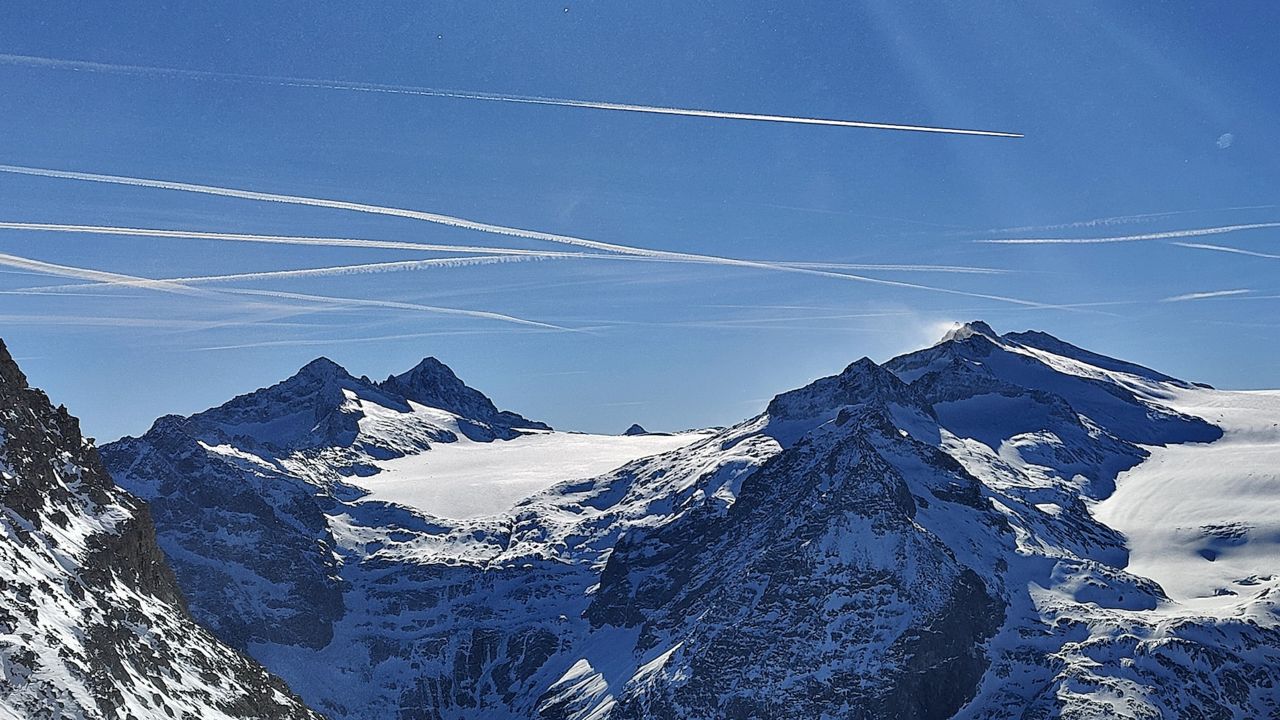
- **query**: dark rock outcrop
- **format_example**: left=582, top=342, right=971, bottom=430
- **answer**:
left=0, top=339, right=321, bottom=719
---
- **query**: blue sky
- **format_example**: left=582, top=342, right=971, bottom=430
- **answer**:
left=1, top=2, right=1277, bottom=440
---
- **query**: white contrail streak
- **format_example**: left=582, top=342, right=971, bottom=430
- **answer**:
left=0, top=251, right=210, bottom=297
left=0, top=313, right=319, bottom=329
left=0, top=221, right=594, bottom=257
left=973, top=205, right=1280, bottom=236
left=0, top=250, right=565, bottom=329
left=17, top=255, right=558, bottom=294
left=978, top=222, right=1280, bottom=245
left=194, top=329, right=516, bottom=352
left=0, top=221, right=1010, bottom=275
left=782, top=261, right=1010, bottom=275
left=0, top=165, right=1056, bottom=309
left=0, top=53, right=1022, bottom=138
left=1161, top=289, right=1251, bottom=303
left=218, top=288, right=567, bottom=331
left=1172, top=242, right=1280, bottom=260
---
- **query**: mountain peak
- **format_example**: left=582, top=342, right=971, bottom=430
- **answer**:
left=0, top=338, right=28, bottom=390
left=295, top=356, right=349, bottom=379
left=939, top=320, right=998, bottom=344
left=382, top=357, right=491, bottom=412
left=381, top=357, right=550, bottom=432
left=766, top=355, right=928, bottom=429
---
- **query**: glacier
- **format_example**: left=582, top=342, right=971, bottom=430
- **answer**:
left=83, top=322, right=1280, bottom=719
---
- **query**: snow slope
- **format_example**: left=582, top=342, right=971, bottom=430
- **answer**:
left=353, top=429, right=710, bottom=518
left=1095, top=387, right=1280, bottom=603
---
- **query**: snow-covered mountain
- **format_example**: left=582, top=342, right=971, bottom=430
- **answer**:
left=0, top=340, right=320, bottom=720
left=100, top=325, right=1280, bottom=719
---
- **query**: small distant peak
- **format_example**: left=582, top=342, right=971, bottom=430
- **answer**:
left=296, top=356, right=348, bottom=378
left=623, top=423, right=647, bottom=436
left=384, top=356, right=467, bottom=395
left=939, top=321, right=998, bottom=344
left=400, top=356, right=455, bottom=379
left=842, top=356, right=881, bottom=374
left=766, top=354, right=926, bottom=425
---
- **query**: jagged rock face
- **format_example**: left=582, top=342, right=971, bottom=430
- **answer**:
left=382, top=357, right=550, bottom=438
left=102, top=419, right=345, bottom=651
left=0, top=339, right=320, bottom=720
left=100, top=329, right=1280, bottom=719
left=580, top=397, right=1004, bottom=719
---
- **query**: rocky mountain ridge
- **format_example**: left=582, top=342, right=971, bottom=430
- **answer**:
left=0, top=339, right=321, bottom=720
left=97, top=324, right=1280, bottom=719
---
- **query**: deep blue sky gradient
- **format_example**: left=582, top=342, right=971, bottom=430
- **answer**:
left=1, top=2, right=1277, bottom=440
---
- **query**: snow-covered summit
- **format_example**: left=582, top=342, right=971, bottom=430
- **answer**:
left=938, top=319, right=999, bottom=343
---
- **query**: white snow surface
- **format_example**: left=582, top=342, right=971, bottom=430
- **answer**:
left=1094, top=387, right=1280, bottom=604
left=350, top=429, right=711, bottom=518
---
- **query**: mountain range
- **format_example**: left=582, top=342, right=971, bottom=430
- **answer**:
left=3, top=322, right=1278, bottom=718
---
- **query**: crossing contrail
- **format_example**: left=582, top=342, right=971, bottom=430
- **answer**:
left=780, top=261, right=1010, bottom=275
left=0, top=52, right=1022, bottom=138
left=970, top=205, right=1280, bottom=236
left=1161, top=289, right=1251, bottom=303
left=0, top=164, right=1058, bottom=309
left=0, top=249, right=566, bottom=330
left=218, top=288, right=567, bottom=330
left=0, top=251, right=210, bottom=297
left=0, top=221, right=1012, bottom=275
left=0, top=221, right=605, bottom=256
left=978, top=222, right=1280, bottom=245
left=13, top=255, right=558, bottom=294
left=1172, top=241, right=1280, bottom=260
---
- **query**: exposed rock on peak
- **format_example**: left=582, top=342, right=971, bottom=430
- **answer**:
left=0, top=339, right=320, bottom=719
left=381, top=356, right=549, bottom=432
left=939, top=320, right=998, bottom=344
left=0, top=339, right=28, bottom=388
left=766, top=356, right=930, bottom=427
left=296, top=355, right=347, bottom=377
left=623, top=423, right=647, bottom=436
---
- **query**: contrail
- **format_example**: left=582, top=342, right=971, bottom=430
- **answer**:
left=218, top=288, right=568, bottom=331
left=973, top=205, right=1280, bottom=236
left=978, top=222, right=1280, bottom=245
left=0, top=251, right=211, bottom=297
left=17, top=255, right=559, bottom=294
left=0, top=221, right=598, bottom=257
left=1172, top=241, right=1280, bottom=260
left=0, top=313, right=320, bottom=330
left=0, top=221, right=1010, bottom=275
left=1161, top=289, right=1251, bottom=303
left=194, top=329, right=517, bottom=352
left=0, top=249, right=565, bottom=329
left=167, top=254, right=547, bottom=282
left=0, top=53, right=1021, bottom=138
left=782, top=261, right=1010, bottom=275
left=0, top=164, right=1058, bottom=309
